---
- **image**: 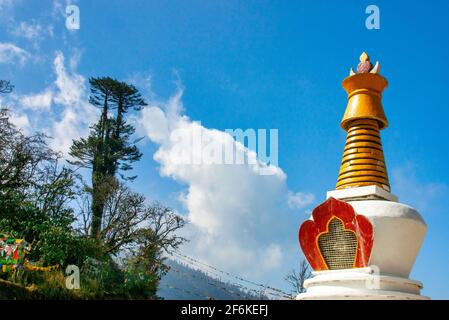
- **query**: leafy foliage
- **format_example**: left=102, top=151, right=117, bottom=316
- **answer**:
left=0, top=108, right=87, bottom=267
left=0, top=79, right=186, bottom=299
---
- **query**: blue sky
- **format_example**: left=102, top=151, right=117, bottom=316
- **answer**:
left=1, top=0, right=448, bottom=298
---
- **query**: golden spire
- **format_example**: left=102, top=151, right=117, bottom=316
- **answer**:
left=360, top=51, right=369, bottom=62
left=336, top=52, right=390, bottom=192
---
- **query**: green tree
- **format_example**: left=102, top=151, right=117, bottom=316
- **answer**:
left=0, top=108, right=95, bottom=267
left=1, top=80, right=185, bottom=299
left=122, top=201, right=186, bottom=299
left=108, top=80, right=146, bottom=177
left=69, top=77, right=146, bottom=238
left=78, top=181, right=186, bottom=299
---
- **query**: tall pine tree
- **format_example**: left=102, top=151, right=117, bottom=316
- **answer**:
left=69, top=77, right=146, bottom=238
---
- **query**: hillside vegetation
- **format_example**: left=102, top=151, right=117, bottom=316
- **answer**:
left=0, top=79, right=185, bottom=299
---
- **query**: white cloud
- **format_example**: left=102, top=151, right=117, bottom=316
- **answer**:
left=47, top=51, right=95, bottom=155
left=10, top=21, right=54, bottom=41
left=140, top=106, right=169, bottom=144
left=52, top=0, right=70, bottom=19
left=8, top=112, right=30, bottom=134
left=126, top=72, right=155, bottom=100
left=8, top=51, right=96, bottom=156
left=52, top=51, right=85, bottom=106
left=287, top=191, right=315, bottom=210
left=68, top=48, right=83, bottom=70
left=139, top=89, right=313, bottom=286
left=0, top=42, right=30, bottom=65
left=20, top=90, right=53, bottom=110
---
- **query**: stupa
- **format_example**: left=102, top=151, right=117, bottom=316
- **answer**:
left=296, top=52, right=428, bottom=300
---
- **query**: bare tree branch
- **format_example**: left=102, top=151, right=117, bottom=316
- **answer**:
left=284, top=259, right=312, bottom=295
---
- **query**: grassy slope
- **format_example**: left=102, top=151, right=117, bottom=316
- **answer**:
left=0, top=278, right=40, bottom=299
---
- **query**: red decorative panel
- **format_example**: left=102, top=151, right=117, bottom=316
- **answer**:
left=298, top=197, right=373, bottom=271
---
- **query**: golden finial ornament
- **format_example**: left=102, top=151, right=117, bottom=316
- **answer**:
left=336, top=52, right=390, bottom=192
left=360, top=52, right=369, bottom=62
left=357, top=52, right=372, bottom=73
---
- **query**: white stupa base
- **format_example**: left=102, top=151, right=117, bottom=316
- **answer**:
left=327, top=185, right=398, bottom=202
left=296, top=267, right=429, bottom=300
